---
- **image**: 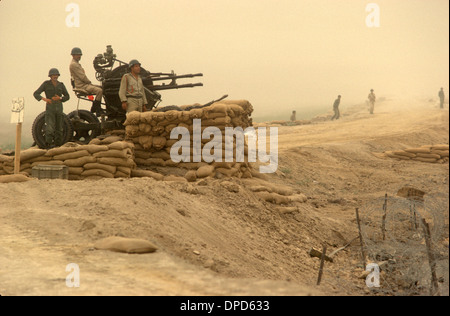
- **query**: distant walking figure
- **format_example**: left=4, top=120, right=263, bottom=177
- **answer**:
left=368, top=89, right=376, bottom=114
left=331, top=95, right=341, bottom=120
left=290, top=110, right=297, bottom=122
left=439, top=87, right=445, bottom=109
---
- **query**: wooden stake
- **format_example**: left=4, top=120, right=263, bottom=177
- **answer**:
left=382, top=193, right=387, bottom=240
left=317, top=243, right=327, bottom=286
left=356, top=208, right=367, bottom=270
left=421, top=219, right=440, bottom=296
left=14, top=122, right=22, bottom=174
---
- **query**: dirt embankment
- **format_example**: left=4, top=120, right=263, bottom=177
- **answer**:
left=0, top=98, right=448, bottom=296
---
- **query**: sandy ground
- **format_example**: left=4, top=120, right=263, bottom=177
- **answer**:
left=0, top=98, right=448, bottom=296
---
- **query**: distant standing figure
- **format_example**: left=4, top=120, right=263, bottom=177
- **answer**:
left=439, top=87, right=445, bottom=109
left=33, top=68, right=70, bottom=149
left=331, top=95, right=341, bottom=120
left=368, top=89, right=376, bottom=114
left=290, top=110, right=297, bottom=122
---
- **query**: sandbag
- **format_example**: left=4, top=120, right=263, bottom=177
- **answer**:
left=131, top=169, right=164, bottom=181
left=431, top=144, right=449, bottom=151
left=31, top=160, right=65, bottom=167
left=81, top=168, right=114, bottom=178
left=392, top=150, right=416, bottom=158
left=100, top=136, right=123, bottom=144
left=404, top=148, right=431, bottom=154
left=97, top=157, right=135, bottom=168
left=196, top=165, right=215, bottom=178
left=0, top=174, right=33, bottom=183
left=152, top=136, right=167, bottom=150
left=45, top=146, right=76, bottom=157
left=216, top=167, right=239, bottom=177
left=416, top=153, right=441, bottom=159
left=94, top=149, right=129, bottom=159
left=412, top=157, right=438, bottom=163
left=184, top=170, right=197, bottom=182
left=53, top=150, right=90, bottom=161
left=68, top=167, right=84, bottom=176
left=64, top=156, right=96, bottom=167
left=94, top=236, right=158, bottom=254
left=84, top=163, right=117, bottom=174
left=124, top=111, right=141, bottom=125
left=20, top=148, right=47, bottom=162
left=117, top=166, right=132, bottom=176
left=108, top=141, right=134, bottom=151
left=431, top=150, right=449, bottom=157
left=256, top=192, right=290, bottom=205
left=77, top=144, right=109, bottom=154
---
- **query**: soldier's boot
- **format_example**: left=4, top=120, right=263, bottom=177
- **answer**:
left=91, top=100, right=105, bottom=117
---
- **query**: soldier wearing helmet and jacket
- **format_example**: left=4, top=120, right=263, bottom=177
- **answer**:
left=119, top=59, right=149, bottom=113
left=69, top=47, right=105, bottom=116
left=33, top=68, right=70, bottom=148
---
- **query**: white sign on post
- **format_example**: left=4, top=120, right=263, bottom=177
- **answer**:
left=11, top=97, right=25, bottom=124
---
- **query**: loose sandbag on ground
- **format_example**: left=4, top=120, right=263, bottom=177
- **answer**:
left=196, top=165, right=215, bottom=178
left=130, top=169, right=164, bottom=181
left=0, top=174, right=33, bottom=183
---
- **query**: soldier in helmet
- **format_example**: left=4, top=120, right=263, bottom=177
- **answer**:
left=368, top=89, right=376, bottom=114
left=119, top=59, right=149, bottom=113
left=33, top=68, right=70, bottom=148
left=69, top=47, right=105, bottom=116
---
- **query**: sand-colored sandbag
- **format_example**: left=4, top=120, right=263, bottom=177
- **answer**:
left=31, top=160, right=65, bottom=167
left=412, top=157, right=438, bottom=163
left=89, top=138, right=102, bottom=145
left=94, top=149, right=128, bottom=159
left=108, top=141, right=134, bottom=151
left=404, top=147, right=431, bottom=154
left=68, top=167, right=84, bottom=176
left=392, top=150, right=416, bottom=158
left=82, top=168, right=114, bottom=178
left=76, top=144, right=109, bottom=154
left=94, top=236, right=158, bottom=254
left=0, top=174, right=33, bottom=183
left=134, top=150, right=152, bottom=159
left=100, top=136, right=123, bottom=145
left=289, top=194, right=308, bottom=203
left=164, top=110, right=181, bottom=122
left=152, top=136, right=167, bottom=150
left=431, top=150, right=449, bottom=157
left=431, top=144, right=449, bottom=151
left=124, top=111, right=141, bottom=126
left=213, top=161, right=234, bottom=169
left=131, top=169, right=164, bottom=181
left=135, top=157, right=166, bottom=167
left=150, top=151, right=171, bottom=160
left=28, top=155, right=52, bottom=163
left=84, top=163, right=117, bottom=174
left=64, top=156, right=96, bottom=167
left=216, top=167, right=239, bottom=177
left=416, top=153, right=441, bottom=159
left=54, top=150, right=90, bottom=161
left=164, top=175, right=188, bottom=182
left=247, top=185, right=272, bottom=193
left=2, top=164, right=14, bottom=174
left=0, top=155, right=14, bottom=163
left=97, top=157, right=135, bottom=168
left=208, top=103, right=230, bottom=114
left=125, top=125, right=140, bottom=137
left=256, top=192, right=290, bottom=205
left=20, top=163, right=32, bottom=171
left=68, top=174, right=83, bottom=181
left=20, top=148, right=47, bottom=162
left=189, top=108, right=204, bottom=119
left=117, top=166, right=132, bottom=176
left=45, top=146, right=76, bottom=157
left=196, top=165, right=215, bottom=178
left=385, top=151, right=411, bottom=160
left=184, top=170, right=197, bottom=182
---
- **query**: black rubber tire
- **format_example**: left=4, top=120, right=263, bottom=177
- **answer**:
left=67, top=110, right=101, bottom=144
left=31, top=111, right=74, bottom=149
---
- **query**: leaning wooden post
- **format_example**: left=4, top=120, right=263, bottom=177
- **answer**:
left=317, top=243, right=327, bottom=286
left=356, top=208, right=367, bottom=270
left=14, top=122, right=22, bottom=174
left=382, top=193, right=387, bottom=240
left=421, top=219, right=440, bottom=296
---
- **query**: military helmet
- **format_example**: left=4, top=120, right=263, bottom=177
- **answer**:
left=71, top=47, right=83, bottom=55
left=48, top=68, right=60, bottom=77
left=129, top=59, right=141, bottom=68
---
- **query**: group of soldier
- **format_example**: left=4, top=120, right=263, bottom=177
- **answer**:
left=33, top=47, right=148, bottom=149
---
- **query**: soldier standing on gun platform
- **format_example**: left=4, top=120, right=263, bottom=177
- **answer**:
left=69, top=47, right=105, bottom=116
left=119, top=59, right=149, bottom=113
left=368, top=89, right=376, bottom=114
left=33, top=68, right=70, bottom=149
left=331, top=95, right=341, bottom=120
left=439, top=87, right=445, bottom=109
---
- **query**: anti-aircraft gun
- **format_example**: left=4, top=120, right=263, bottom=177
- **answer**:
left=31, top=45, right=204, bottom=149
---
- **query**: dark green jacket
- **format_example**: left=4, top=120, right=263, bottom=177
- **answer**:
left=33, top=80, right=70, bottom=103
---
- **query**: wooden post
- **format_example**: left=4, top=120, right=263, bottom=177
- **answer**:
left=382, top=193, right=387, bottom=240
left=421, top=219, right=440, bottom=296
left=14, top=122, right=22, bottom=174
left=356, top=208, right=367, bottom=270
left=317, top=243, right=327, bottom=286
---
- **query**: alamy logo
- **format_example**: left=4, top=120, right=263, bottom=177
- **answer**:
left=366, top=3, right=380, bottom=28
left=170, top=119, right=278, bottom=174
left=365, top=263, right=381, bottom=288
left=66, top=263, right=80, bottom=288
left=66, top=3, right=80, bottom=28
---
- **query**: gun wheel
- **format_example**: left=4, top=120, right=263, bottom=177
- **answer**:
left=31, top=112, right=74, bottom=149
left=67, top=110, right=101, bottom=144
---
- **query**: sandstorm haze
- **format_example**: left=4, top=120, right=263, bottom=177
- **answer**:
left=0, top=0, right=449, bottom=144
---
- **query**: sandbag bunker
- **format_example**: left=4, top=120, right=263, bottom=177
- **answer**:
left=0, top=100, right=260, bottom=182
left=383, top=144, right=449, bottom=163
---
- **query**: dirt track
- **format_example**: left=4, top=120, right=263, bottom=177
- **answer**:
left=0, top=98, right=448, bottom=296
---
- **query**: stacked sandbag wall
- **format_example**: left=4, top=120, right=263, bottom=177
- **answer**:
left=0, top=139, right=135, bottom=180
left=124, top=100, right=256, bottom=180
left=384, top=144, right=449, bottom=163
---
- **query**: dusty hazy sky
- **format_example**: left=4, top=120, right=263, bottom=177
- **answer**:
left=0, top=0, right=449, bottom=140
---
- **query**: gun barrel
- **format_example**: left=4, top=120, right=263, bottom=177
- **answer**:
left=149, top=83, right=204, bottom=91
left=149, top=73, right=203, bottom=82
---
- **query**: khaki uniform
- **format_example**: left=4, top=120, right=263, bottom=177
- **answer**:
left=69, top=58, right=103, bottom=101
left=119, top=73, right=148, bottom=112
left=368, top=92, right=376, bottom=114
left=439, top=90, right=445, bottom=109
